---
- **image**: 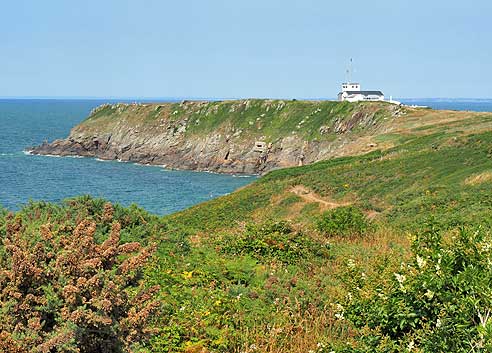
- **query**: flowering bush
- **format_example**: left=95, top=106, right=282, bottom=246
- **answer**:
left=339, top=221, right=492, bottom=352
left=0, top=204, right=159, bottom=353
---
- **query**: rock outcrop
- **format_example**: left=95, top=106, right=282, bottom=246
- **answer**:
left=29, top=100, right=402, bottom=174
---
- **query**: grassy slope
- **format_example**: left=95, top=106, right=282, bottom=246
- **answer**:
left=75, top=100, right=492, bottom=173
left=148, top=108, right=492, bottom=351
left=83, top=100, right=381, bottom=133
left=75, top=100, right=398, bottom=151
left=6, top=103, right=492, bottom=352
left=166, top=120, right=492, bottom=234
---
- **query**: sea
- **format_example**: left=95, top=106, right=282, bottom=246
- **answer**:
left=1, top=98, right=491, bottom=215
left=0, top=99, right=255, bottom=214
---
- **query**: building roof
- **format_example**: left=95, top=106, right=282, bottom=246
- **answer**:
left=344, top=90, right=384, bottom=95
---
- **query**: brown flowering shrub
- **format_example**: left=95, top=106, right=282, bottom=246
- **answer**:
left=0, top=213, right=159, bottom=353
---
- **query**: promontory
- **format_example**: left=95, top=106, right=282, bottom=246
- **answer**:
left=29, top=99, right=481, bottom=174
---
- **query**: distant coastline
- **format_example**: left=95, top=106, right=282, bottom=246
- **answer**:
left=2, top=97, right=491, bottom=113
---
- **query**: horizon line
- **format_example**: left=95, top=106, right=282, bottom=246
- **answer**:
left=1, top=96, right=492, bottom=101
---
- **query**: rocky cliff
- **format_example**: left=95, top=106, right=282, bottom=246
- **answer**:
left=29, top=99, right=405, bottom=174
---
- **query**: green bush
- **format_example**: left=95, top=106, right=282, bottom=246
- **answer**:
left=316, top=206, right=369, bottom=237
left=221, top=220, right=329, bottom=264
left=339, top=221, right=492, bottom=352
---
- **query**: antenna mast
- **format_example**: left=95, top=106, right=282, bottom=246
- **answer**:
left=348, top=58, right=353, bottom=83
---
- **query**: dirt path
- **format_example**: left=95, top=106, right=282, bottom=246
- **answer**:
left=290, top=185, right=351, bottom=210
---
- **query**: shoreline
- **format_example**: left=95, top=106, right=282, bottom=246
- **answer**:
left=28, top=100, right=404, bottom=175
left=25, top=148, right=259, bottom=177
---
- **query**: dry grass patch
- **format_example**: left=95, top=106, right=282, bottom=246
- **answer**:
left=464, top=171, right=492, bottom=186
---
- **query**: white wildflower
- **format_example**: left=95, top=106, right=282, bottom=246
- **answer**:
left=424, top=289, right=434, bottom=300
left=407, top=340, right=415, bottom=351
left=436, top=318, right=442, bottom=328
left=394, top=273, right=406, bottom=292
left=416, top=255, right=427, bottom=269
left=347, top=259, right=356, bottom=269
left=394, top=273, right=406, bottom=284
left=334, top=304, right=345, bottom=320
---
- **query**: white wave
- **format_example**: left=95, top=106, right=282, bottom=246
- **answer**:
left=40, top=154, right=62, bottom=158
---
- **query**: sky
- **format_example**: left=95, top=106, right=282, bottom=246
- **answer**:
left=1, top=0, right=491, bottom=99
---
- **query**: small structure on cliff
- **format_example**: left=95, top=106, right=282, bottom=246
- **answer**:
left=337, top=59, right=384, bottom=102
left=253, top=141, right=267, bottom=153
left=338, top=83, right=385, bottom=102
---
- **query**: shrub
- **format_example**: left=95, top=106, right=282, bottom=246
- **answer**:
left=316, top=206, right=369, bottom=237
left=221, top=220, right=329, bottom=264
left=339, top=221, right=492, bottom=352
left=0, top=213, right=159, bottom=353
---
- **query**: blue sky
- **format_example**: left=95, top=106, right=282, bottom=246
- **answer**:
left=2, top=0, right=491, bottom=99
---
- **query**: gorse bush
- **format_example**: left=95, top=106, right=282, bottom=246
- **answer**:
left=221, top=220, right=329, bottom=264
left=316, top=206, right=369, bottom=237
left=0, top=203, right=159, bottom=353
left=339, top=221, right=492, bottom=352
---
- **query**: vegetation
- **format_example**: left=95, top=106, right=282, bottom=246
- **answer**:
left=220, top=221, right=329, bottom=264
left=158, top=123, right=492, bottom=351
left=338, top=221, right=492, bottom=352
left=0, top=201, right=160, bottom=353
left=316, top=206, right=369, bottom=237
left=81, top=100, right=395, bottom=143
left=5, top=103, right=492, bottom=351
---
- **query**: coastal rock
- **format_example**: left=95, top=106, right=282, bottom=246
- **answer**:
left=28, top=100, right=397, bottom=175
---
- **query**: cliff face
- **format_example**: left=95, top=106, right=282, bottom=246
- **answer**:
left=30, top=99, right=405, bottom=174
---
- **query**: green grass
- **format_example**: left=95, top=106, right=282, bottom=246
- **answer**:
left=167, top=130, right=492, bottom=234
left=77, top=100, right=398, bottom=145
left=8, top=100, right=492, bottom=352
left=182, top=100, right=394, bottom=141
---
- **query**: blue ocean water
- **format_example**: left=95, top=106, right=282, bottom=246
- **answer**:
left=0, top=99, right=255, bottom=214
left=398, top=98, right=492, bottom=112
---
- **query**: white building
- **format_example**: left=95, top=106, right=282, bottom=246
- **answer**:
left=337, top=82, right=385, bottom=102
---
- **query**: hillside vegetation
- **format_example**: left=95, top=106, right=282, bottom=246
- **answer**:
left=32, top=99, right=492, bottom=174
left=168, top=126, right=492, bottom=233
left=82, top=100, right=393, bottom=142
left=8, top=102, right=492, bottom=352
